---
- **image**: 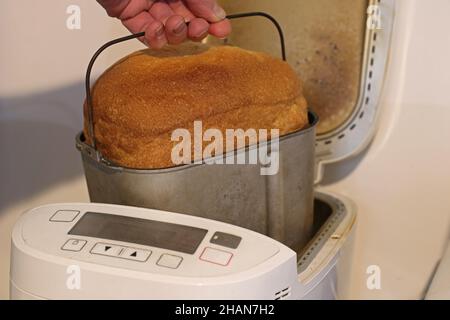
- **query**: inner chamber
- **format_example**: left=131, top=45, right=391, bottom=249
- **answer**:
left=209, top=0, right=369, bottom=134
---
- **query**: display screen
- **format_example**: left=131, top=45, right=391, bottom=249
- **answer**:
left=69, top=212, right=208, bottom=254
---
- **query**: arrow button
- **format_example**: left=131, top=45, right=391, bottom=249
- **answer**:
left=90, top=243, right=122, bottom=257
left=121, top=247, right=151, bottom=262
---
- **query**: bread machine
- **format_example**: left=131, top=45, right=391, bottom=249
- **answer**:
left=10, top=200, right=353, bottom=300
left=10, top=0, right=397, bottom=300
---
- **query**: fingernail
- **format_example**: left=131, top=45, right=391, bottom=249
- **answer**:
left=213, top=5, right=226, bottom=21
left=173, top=21, right=186, bottom=35
left=192, top=30, right=209, bottom=41
left=155, top=25, right=165, bottom=38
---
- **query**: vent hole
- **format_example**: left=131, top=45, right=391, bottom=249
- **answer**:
left=274, top=287, right=291, bottom=300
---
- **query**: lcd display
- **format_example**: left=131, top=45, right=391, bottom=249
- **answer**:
left=69, top=212, right=208, bottom=254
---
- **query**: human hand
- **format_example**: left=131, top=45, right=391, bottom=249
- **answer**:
left=97, top=0, right=231, bottom=48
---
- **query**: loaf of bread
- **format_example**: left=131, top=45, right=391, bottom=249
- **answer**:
left=84, top=42, right=308, bottom=169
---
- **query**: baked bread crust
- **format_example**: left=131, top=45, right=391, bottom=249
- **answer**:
left=84, top=43, right=308, bottom=169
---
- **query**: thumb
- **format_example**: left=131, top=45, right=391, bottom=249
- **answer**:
left=184, top=0, right=226, bottom=23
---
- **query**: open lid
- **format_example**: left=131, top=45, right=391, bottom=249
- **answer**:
left=207, top=0, right=396, bottom=184
left=314, top=0, right=395, bottom=183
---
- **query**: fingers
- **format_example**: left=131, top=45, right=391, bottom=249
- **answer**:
left=101, top=0, right=231, bottom=48
left=184, top=0, right=226, bottom=23
left=149, top=1, right=174, bottom=24
left=168, top=0, right=196, bottom=22
left=144, top=20, right=167, bottom=49
left=145, top=16, right=229, bottom=47
left=182, top=0, right=231, bottom=40
left=188, top=18, right=210, bottom=42
left=122, top=10, right=155, bottom=35
left=149, top=1, right=189, bottom=45
left=208, top=19, right=232, bottom=39
left=165, top=15, right=188, bottom=45
left=169, top=0, right=229, bottom=42
left=145, top=15, right=210, bottom=46
left=101, top=0, right=157, bottom=46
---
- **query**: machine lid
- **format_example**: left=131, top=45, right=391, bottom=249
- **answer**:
left=208, top=0, right=396, bottom=184
left=314, top=0, right=395, bottom=184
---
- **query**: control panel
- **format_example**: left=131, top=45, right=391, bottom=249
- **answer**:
left=18, top=204, right=286, bottom=278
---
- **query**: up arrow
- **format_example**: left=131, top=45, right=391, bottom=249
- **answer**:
left=130, top=251, right=137, bottom=257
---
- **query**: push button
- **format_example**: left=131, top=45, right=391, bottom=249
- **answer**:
left=210, top=232, right=242, bottom=249
left=157, top=254, right=183, bottom=269
left=62, top=239, right=87, bottom=252
left=200, top=247, right=233, bottom=266
left=90, top=243, right=123, bottom=257
left=50, top=210, right=80, bottom=222
left=120, top=247, right=151, bottom=262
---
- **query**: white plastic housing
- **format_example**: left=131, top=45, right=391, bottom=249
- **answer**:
left=10, top=203, right=302, bottom=300
left=10, top=194, right=356, bottom=300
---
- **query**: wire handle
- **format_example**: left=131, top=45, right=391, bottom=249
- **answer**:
left=85, top=12, right=287, bottom=160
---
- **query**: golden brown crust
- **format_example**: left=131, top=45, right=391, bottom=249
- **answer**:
left=84, top=43, right=308, bottom=169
